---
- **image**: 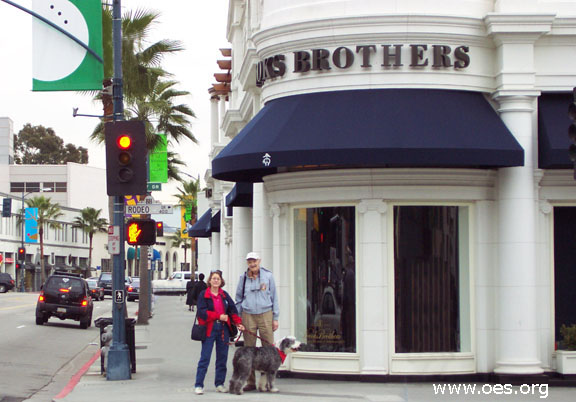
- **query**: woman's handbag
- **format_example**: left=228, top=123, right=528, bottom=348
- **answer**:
left=229, top=322, right=239, bottom=339
left=191, top=311, right=206, bottom=341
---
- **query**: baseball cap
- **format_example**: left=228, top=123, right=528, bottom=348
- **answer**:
left=246, top=252, right=260, bottom=260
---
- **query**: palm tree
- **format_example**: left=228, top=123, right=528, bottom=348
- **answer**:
left=23, top=196, right=63, bottom=284
left=72, top=208, right=109, bottom=269
left=100, top=7, right=183, bottom=102
left=169, top=230, right=190, bottom=265
left=174, top=178, right=200, bottom=270
left=93, top=6, right=195, bottom=325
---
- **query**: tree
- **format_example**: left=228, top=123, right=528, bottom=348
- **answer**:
left=169, top=229, right=191, bottom=265
left=173, top=178, right=200, bottom=270
left=22, top=196, right=63, bottom=284
left=93, top=7, right=194, bottom=325
left=14, top=124, right=89, bottom=164
left=72, top=208, right=108, bottom=269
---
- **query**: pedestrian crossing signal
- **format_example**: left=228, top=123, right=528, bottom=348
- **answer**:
left=126, top=219, right=156, bottom=245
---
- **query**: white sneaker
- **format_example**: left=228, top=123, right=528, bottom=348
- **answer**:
left=216, top=385, right=228, bottom=393
left=194, top=387, right=204, bottom=395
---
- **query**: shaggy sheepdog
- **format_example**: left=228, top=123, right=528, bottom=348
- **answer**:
left=229, top=336, right=301, bottom=394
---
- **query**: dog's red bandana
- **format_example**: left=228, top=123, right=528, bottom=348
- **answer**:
left=277, top=348, right=287, bottom=363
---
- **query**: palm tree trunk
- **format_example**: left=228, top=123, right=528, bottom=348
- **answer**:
left=137, top=245, right=151, bottom=325
left=39, top=228, right=46, bottom=285
left=88, top=233, right=93, bottom=269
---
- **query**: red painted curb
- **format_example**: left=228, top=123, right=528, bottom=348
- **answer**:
left=53, top=349, right=101, bottom=400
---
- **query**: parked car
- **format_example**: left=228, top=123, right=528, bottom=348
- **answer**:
left=36, top=271, right=94, bottom=329
left=0, top=272, right=15, bottom=293
left=98, top=272, right=113, bottom=295
left=126, top=277, right=140, bottom=301
left=86, top=277, right=105, bottom=301
left=152, top=271, right=193, bottom=294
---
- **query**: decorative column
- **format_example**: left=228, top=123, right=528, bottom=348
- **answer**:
left=210, top=96, right=219, bottom=147
left=357, top=199, right=389, bottom=374
left=252, top=183, right=272, bottom=265
left=486, top=13, right=553, bottom=375
left=270, top=203, right=288, bottom=337
left=218, top=95, right=227, bottom=143
left=231, top=206, right=252, bottom=290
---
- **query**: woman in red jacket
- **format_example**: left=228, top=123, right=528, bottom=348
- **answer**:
left=194, top=270, right=244, bottom=395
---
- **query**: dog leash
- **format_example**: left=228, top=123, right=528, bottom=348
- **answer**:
left=236, top=329, right=287, bottom=363
left=241, top=329, right=275, bottom=346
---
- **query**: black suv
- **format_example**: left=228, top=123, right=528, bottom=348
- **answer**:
left=98, top=272, right=113, bottom=296
left=0, top=273, right=15, bottom=293
left=36, top=272, right=94, bottom=329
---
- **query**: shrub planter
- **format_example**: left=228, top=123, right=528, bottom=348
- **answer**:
left=556, top=350, right=576, bottom=375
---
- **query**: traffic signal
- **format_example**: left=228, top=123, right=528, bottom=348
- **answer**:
left=569, top=96, right=576, bottom=178
left=2, top=198, right=11, bottom=217
left=17, top=247, right=26, bottom=261
left=126, top=219, right=157, bottom=245
left=156, top=221, right=164, bottom=237
left=105, top=120, right=147, bottom=196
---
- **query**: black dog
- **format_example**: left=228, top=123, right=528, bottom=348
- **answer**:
left=229, top=336, right=301, bottom=394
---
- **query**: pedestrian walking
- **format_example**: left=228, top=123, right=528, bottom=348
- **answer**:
left=187, top=273, right=206, bottom=311
left=194, top=270, right=244, bottom=395
left=235, top=252, right=279, bottom=392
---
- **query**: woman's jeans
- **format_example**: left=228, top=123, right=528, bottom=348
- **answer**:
left=195, top=321, right=230, bottom=388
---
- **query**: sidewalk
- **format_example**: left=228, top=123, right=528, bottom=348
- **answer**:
left=46, top=296, right=576, bottom=402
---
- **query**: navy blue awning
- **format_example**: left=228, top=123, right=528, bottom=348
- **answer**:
left=208, top=211, right=221, bottom=233
left=225, top=183, right=253, bottom=208
left=188, top=209, right=211, bottom=238
left=538, top=92, right=572, bottom=169
left=212, top=89, right=524, bottom=182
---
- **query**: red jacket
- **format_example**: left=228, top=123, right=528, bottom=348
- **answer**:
left=197, top=288, right=242, bottom=337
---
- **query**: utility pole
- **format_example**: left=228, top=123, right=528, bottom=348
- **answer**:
left=106, top=0, right=131, bottom=381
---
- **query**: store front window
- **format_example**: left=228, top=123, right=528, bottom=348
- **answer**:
left=294, top=206, right=356, bottom=352
left=394, top=205, right=470, bottom=353
left=553, top=207, right=576, bottom=346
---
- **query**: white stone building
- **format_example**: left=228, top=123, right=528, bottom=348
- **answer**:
left=196, top=1, right=576, bottom=379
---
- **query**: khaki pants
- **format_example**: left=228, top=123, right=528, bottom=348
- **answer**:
left=242, top=311, right=274, bottom=386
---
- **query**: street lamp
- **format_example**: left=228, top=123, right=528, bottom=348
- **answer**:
left=20, top=187, right=51, bottom=291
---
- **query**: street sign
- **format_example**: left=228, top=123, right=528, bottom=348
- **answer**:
left=149, top=134, right=168, bottom=183
left=114, top=290, right=125, bottom=304
left=147, top=183, right=162, bottom=191
left=125, top=204, right=173, bottom=215
left=108, top=225, right=120, bottom=255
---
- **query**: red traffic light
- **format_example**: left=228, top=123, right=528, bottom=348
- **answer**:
left=17, top=247, right=26, bottom=261
left=156, top=221, right=164, bottom=237
left=117, top=135, right=132, bottom=150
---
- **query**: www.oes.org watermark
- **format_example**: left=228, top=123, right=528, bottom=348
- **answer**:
left=433, top=383, right=549, bottom=399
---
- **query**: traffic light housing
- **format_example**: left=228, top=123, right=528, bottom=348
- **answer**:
left=2, top=198, right=11, bottom=217
left=156, top=221, right=164, bottom=237
left=126, top=219, right=157, bottom=246
left=105, top=120, right=147, bottom=196
left=17, top=247, right=26, bottom=261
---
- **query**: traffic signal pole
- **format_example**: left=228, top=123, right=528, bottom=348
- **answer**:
left=106, top=0, right=131, bottom=381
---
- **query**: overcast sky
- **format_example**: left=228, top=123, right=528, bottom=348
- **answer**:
left=0, top=0, right=230, bottom=203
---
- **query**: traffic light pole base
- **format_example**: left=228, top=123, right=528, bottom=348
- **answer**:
left=106, top=344, right=132, bottom=381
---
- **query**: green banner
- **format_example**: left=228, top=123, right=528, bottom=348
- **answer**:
left=32, top=0, right=103, bottom=91
left=149, top=134, right=168, bottom=183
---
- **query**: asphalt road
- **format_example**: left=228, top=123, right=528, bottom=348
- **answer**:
left=0, top=292, right=137, bottom=401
